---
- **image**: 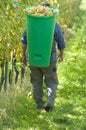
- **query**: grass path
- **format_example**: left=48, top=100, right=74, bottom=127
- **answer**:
left=57, top=4, right=86, bottom=130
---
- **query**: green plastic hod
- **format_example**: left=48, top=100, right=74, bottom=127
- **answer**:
left=25, top=6, right=59, bottom=67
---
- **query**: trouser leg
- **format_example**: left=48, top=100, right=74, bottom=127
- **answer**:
left=44, top=63, right=58, bottom=106
left=29, top=67, right=44, bottom=109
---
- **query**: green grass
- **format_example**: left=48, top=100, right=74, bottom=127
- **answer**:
left=0, top=10, right=86, bottom=130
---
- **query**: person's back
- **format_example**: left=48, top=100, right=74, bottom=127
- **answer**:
left=21, top=23, right=65, bottom=64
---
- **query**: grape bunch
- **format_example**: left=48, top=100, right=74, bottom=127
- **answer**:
left=25, top=5, right=56, bottom=16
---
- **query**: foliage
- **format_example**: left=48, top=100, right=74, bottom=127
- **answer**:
left=0, top=7, right=86, bottom=130
left=0, top=0, right=81, bottom=64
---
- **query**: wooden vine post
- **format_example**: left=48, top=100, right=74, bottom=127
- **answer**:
left=4, top=59, right=8, bottom=91
left=0, top=62, right=5, bottom=91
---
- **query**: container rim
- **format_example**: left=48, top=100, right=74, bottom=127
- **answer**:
left=24, top=5, right=59, bottom=18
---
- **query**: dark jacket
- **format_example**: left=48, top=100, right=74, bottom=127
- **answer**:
left=21, top=23, right=65, bottom=63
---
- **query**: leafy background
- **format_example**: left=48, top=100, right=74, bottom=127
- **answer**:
left=0, top=0, right=86, bottom=130
left=0, top=0, right=81, bottom=63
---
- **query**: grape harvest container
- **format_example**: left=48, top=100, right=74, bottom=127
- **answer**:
left=24, top=6, right=59, bottom=67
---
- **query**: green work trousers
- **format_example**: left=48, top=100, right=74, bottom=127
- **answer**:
left=29, top=63, right=58, bottom=108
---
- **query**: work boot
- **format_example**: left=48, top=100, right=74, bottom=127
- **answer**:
left=44, top=104, right=53, bottom=112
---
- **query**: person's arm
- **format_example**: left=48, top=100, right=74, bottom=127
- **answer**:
left=54, top=23, right=66, bottom=62
left=21, top=29, right=27, bottom=66
left=22, top=44, right=27, bottom=66
left=57, top=49, right=64, bottom=62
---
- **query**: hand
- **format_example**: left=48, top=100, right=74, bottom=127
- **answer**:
left=57, top=55, right=63, bottom=62
left=22, top=55, right=27, bottom=66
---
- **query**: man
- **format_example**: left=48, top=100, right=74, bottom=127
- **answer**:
left=21, top=2, right=65, bottom=112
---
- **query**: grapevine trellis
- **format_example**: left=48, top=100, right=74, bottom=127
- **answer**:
left=0, top=52, right=25, bottom=91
